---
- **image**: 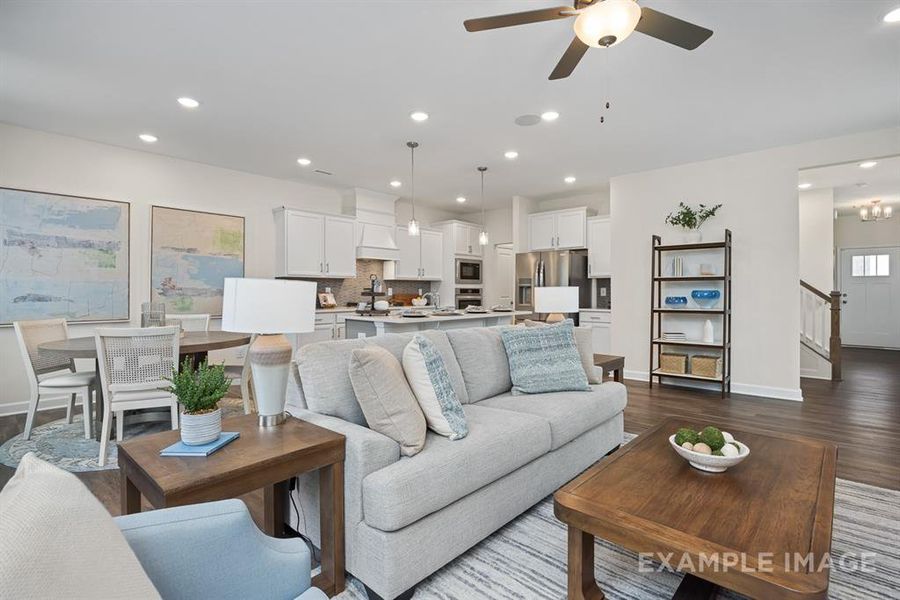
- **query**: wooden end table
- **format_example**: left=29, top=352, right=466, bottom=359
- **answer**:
left=555, top=418, right=837, bottom=600
left=592, top=353, right=625, bottom=382
left=118, top=414, right=346, bottom=597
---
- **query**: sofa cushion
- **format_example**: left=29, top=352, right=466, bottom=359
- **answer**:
left=523, top=319, right=600, bottom=384
left=0, top=453, right=161, bottom=599
left=296, top=330, right=468, bottom=426
left=478, top=382, right=627, bottom=450
left=445, top=327, right=512, bottom=403
left=349, top=346, right=427, bottom=456
left=361, top=404, right=551, bottom=531
left=500, top=321, right=591, bottom=395
left=403, top=335, right=468, bottom=440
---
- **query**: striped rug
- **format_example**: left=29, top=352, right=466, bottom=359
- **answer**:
left=334, top=434, right=900, bottom=600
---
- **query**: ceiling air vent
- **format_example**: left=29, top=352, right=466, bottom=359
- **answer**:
left=314, top=169, right=333, bottom=176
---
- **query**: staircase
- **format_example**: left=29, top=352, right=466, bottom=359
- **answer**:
left=800, top=280, right=842, bottom=381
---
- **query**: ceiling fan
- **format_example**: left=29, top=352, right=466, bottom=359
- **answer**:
left=464, top=0, right=713, bottom=80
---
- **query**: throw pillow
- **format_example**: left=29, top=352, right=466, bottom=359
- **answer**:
left=0, top=453, right=161, bottom=599
left=524, top=319, right=600, bottom=384
left=500, top=320, right=592, bottom=394
left=402, top=335, right=468, bottom=440
left=349, top=346, right=427, bottom=457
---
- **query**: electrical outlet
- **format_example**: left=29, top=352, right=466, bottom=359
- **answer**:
left=600, top=287, right=607, bottom=297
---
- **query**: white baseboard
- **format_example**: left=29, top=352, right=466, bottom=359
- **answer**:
left=622, top=370, right=803, bottom=402
left=0, top=397, right=71, bottom=417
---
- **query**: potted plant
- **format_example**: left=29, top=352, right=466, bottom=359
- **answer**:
left=665, top=202, right=722, bottom=242
left=168, top=357, right=232, bottom=445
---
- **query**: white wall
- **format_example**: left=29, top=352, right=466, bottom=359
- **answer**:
left=835, top=214, right=900, bottom=250
left=394, top=200, right=457, bottom=230
left=537, top=189, right=610, bottom=216
left=611, top=127, right=900, bottom=401
left=799, top=188, right=835, bottom=292
left=461, top=207, right=514, bottom=307
left=0, top=123, right=349, bottom=414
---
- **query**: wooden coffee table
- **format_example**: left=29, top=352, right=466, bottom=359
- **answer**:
left=118, top=414, right=346, bottom=596
left=554, top=418, right=837, bottom=600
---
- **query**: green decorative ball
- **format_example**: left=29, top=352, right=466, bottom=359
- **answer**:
left=674, top=428, right=700, bottom=446
left=712, top=449, right=724, bottom=456
left=699, top=426, right=726, bottom=451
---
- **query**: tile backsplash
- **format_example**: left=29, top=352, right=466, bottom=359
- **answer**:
left=305, top=259, right=433, bottom=307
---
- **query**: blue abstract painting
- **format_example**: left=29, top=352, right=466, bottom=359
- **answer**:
left=0, top=188, right=130, bottom=325
left=150, top=206, right=244, bottom=316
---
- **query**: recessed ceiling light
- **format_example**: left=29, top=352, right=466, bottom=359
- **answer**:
left=456, top=196, right=467, bottom=203
left=798, top=183, right=812, bottom=190
left=390, top=180, right=402, bottom=188
left=504, top=150, right=519, bottom=159
left=541, top=111, right=560, bottom=122
left=177, top=97, right=200, bottom=109
left=859, top=161, right=878, bottom=169
left=884, top=7, right=900, bottom=22
left=410, top=111, right=429, bottom=122
left=138, top=133, right=158, bottom=143
left=564, top=176, right=576, bottom=184
left=297, top=157, right=311, bottom=166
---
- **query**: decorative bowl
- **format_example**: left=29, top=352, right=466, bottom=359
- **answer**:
left=691, top=289, right=721, bottom=308
left=411, top=297, right=428, bottom=307
left=665, top=296, right=688, bottom=307
left=668, top=434, right=749, bottom=473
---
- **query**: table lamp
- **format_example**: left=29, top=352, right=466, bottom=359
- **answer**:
left=534, top=286, right=579, bottom=323
left=222, top=278, right=316, bottom=427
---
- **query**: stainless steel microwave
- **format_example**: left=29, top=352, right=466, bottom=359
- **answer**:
left=455, top=258, right=482, bottom=284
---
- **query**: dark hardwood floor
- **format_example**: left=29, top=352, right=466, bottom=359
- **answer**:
left=1, top=347, right=897, bottom=527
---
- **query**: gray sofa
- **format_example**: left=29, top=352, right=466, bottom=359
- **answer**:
left=285, top=326, right=626, bottom=600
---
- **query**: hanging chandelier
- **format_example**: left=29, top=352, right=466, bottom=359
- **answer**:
left=478, top=166, right=488, bottom=245
left=859, top=199, right=893, bottom=222
left=406, top=141, right=420, bottom=236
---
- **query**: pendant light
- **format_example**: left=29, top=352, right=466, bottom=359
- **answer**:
left=478, top=166, right=488, bottom=245
left=407, top=141, right=420, bottom=236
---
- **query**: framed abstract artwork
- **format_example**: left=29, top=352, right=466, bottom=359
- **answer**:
left=150, top=206, right=245, bottom=316
left=0, top=187, right=130, bottom=326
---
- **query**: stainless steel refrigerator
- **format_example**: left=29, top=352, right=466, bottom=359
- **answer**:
left=515, top=249, right=590, bottom=322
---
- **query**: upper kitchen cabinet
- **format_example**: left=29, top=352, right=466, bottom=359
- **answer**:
left=449, top=221, right=482, bottom=257
left=274, top=208, right=356, bottom=278
left=528, top=207, right=588, bottom=251
left=587, top=216, right=611, bottom=278
left=384, top=226, right=443, bottom=280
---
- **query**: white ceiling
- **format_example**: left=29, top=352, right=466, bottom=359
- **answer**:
left=1, top=1, right=898, bottom=211
left=800, top=155, right=900, bottom=216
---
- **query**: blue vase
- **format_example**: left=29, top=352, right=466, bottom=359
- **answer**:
left=691, top=290, right=721, bottom=308
left=665, top=296, right=688, bottom=308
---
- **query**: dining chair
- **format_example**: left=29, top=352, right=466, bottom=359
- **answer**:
left=164, top=313, right=210, bottom=332
left=94, top=327, right=181, bottom=466
left=13, top=319, right=97, bottom=440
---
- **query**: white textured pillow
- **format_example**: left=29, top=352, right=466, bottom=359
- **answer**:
left=402, top=335, right=468, bottom=440
left=0, top=453, right=161, bottom=599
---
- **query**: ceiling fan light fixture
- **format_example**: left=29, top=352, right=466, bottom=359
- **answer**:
left=573, top=0, right=642, bottom=48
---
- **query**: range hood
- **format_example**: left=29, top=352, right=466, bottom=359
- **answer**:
left=351, top=188, right=400, bottom=260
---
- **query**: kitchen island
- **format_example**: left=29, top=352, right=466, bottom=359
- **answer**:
left=344, top=310, right=531, bottom=338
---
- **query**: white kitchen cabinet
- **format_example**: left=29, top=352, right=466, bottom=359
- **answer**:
left=451, top=222, right=482, bottom=257
left=587, top=216, right=611, bottom=278
left=275, top=209, right=356, bottom=278
left=384, top=227, right=444, bottom=280
left=528, top=207, right=587, bottom=251
left=580, top=311, right=612, bottom=354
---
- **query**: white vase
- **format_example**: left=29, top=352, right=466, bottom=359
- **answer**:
left=703, top=319, right=714, bottom=344
left=683, top=229, right=702, bottom=243
left=180, top=407, right=222, bottom=445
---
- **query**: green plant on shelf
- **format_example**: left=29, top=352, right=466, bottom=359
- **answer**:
left=665, top=202, right=722, bottom=230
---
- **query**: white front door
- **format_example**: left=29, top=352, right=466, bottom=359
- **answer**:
left=839, top=247, right=900, bottom=348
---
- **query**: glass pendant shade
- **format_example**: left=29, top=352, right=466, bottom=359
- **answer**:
left=885, top=206, right=893, bottom=218
left=479, top=230, right=489, bottom=246
left=407, top=141, right=420, bottom=236
left=573, top=0, right=642, bottom=48
left=860, top=207, right=868, bottom=220
left=408, top=218, right=420, bottom=237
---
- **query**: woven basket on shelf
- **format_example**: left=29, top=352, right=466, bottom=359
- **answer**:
left=691, top=354, right=723, bottom=378
left=659, top=352, right=688, bottom=374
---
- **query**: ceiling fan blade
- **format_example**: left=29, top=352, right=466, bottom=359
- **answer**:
left=464, top=6, right=573, bottom=32
left=549, top=37, right=589, bottom=80
left=634, top=7, right=713, bottom=50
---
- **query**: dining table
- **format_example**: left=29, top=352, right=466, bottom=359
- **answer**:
left=38, top=331, right=252, bottom=441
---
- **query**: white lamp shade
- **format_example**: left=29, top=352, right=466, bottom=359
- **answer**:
left=222, top=278, right=317, bottom=334
left=534, top=286, right=579, bottom=313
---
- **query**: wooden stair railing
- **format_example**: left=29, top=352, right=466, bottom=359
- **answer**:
left=800, top=280, right=842, bottom=381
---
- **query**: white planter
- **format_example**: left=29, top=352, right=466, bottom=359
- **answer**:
left=683, top=229, right=702, bottom=243
left=180, top=407, right=222, bottom=446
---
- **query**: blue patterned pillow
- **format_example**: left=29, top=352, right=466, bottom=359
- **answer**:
left=403, top=335, right=468, bottom=440
left=499, top=321, right=591, bottom=395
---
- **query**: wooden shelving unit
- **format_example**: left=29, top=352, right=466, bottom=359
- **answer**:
left=650, top=230, right=732, bottom=397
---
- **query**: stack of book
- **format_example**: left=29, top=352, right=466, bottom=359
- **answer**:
left=661, top=332, right=687, bottom=341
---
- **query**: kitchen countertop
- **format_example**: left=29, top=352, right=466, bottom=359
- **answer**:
left=345, top=310, right=530, bottom=324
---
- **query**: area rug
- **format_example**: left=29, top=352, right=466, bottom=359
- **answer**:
left=331, top=434, right=899, bottom=600
left=0, top=398, right=246, bottom=472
